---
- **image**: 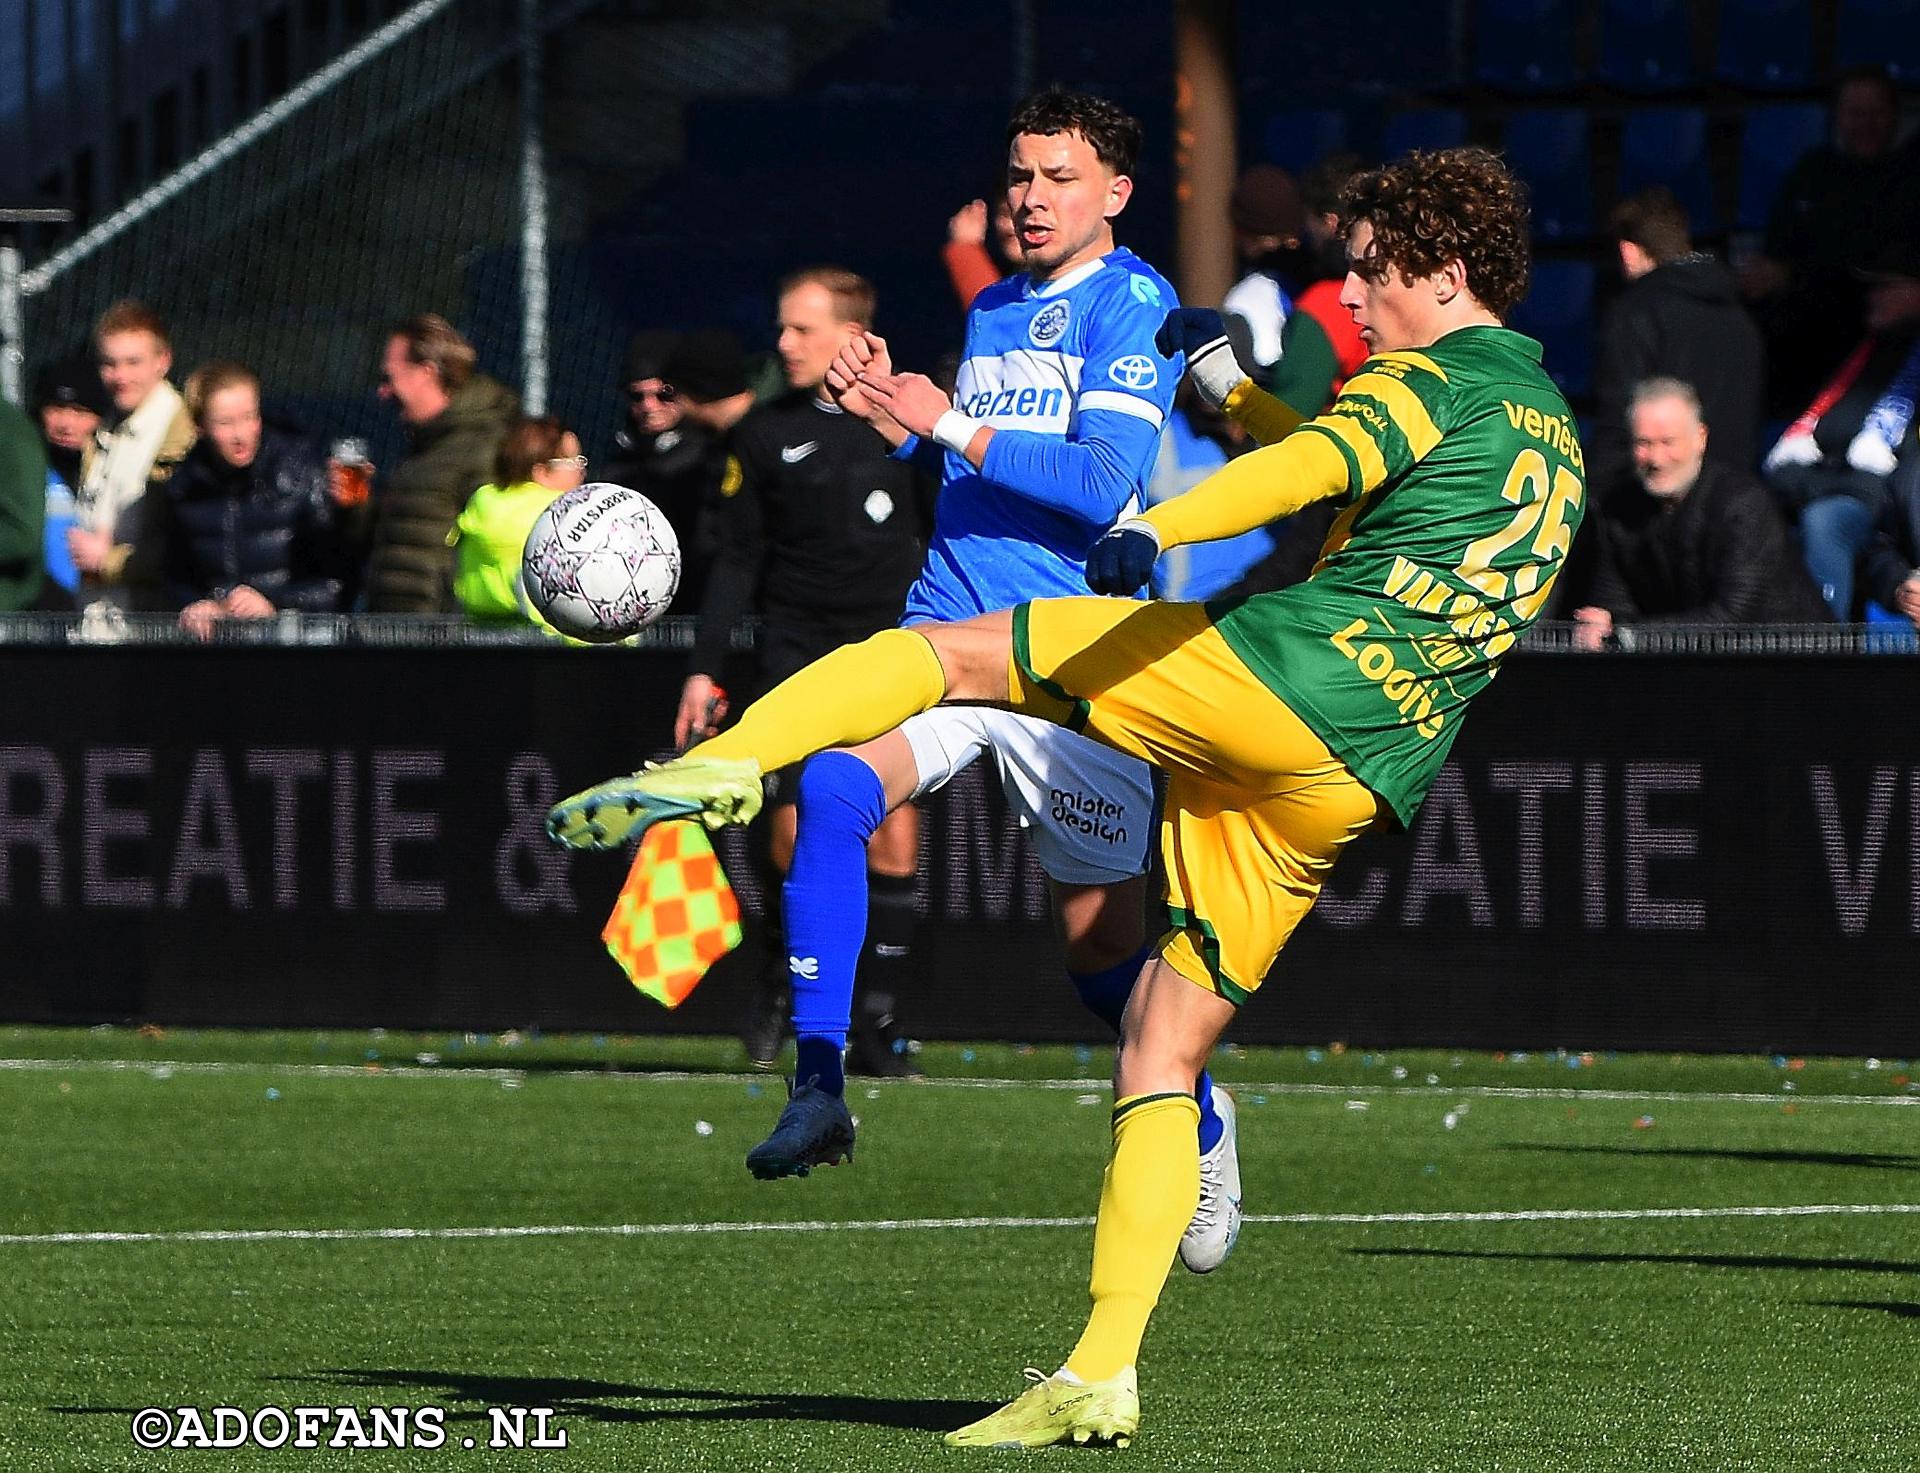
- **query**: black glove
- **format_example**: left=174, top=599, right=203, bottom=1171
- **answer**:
left=1154, top=306, right=1228, bottom=360
left=1085, top=521, right=1161, bottom=596
left=1154, top=308, right=1246, bottom=408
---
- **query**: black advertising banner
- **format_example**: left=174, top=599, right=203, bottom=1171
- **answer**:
left=0, top=647, right=1915, bottom=1054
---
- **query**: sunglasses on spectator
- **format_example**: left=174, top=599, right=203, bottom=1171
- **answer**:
left=628, top=383, right=677, bottom=403
left=545, top=454, right=589, bottom=471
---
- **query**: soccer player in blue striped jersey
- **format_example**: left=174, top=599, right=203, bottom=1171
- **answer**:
left=736, top=90, right=1244, bottom=1271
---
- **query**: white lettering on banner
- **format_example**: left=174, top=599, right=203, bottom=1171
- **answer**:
left=83, top=747, right=154, bottom=907
left=1809, top=765, right=1899, bottom=937
left=167, top=750, right=250, bottom=910
left=1487, top=762, right=1576, bottom=929
left=332, top=750, right=356, bottom=910
left=1316, top=761, right=1713, bottom=934
left=1622, top=763, right=1705, bottom=931
left=0, top=745, right=64, bottom=905
left=371, top=750, right=445, bottom=913
left=246, top=748, right=325, bottom=910
left=495, top=753, right=575, bottom=916
left=1399, top=766, right=1494, bottom=927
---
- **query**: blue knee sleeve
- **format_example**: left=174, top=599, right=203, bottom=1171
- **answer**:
left=1070, top=943, right=1223, bottom=1152
left=784, top=752, right=888, bottom=1092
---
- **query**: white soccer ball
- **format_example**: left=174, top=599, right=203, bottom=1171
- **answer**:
left=521, top=482, right=682, bottom=642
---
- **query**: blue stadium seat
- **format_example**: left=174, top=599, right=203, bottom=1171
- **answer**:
left=1258, top=109, right=1349, bottom=173
left=1598, top=0, right=1696, bottom=92
left=1736, top=104, right=1828, bottom=231
left=1619, top=107, right=1716, bottom=232
left=1382, top=109, right=1468, bottom=158
left=1836, top=0, right=1920, bottom=81
left=1714, top=0, right=1812, bottom=90
left=1510, top=261, right=1596, bottom=399
left=1474, top=0, right=1581, bottom=92
left=1502, top=109, right=1592, bottom=242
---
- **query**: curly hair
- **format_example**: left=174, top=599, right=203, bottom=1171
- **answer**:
left=1340, top=148, right=1531, bottom=318
left=1006, top=88, right=1142, bottom=177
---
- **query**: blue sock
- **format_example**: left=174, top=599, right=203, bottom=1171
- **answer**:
left=783, top=752, right=888, bottom=1098
left=1070, top=943, right=1225, bottom=1154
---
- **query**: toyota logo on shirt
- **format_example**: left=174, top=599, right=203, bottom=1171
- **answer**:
left=1108, top=355, right=1159, bottom=391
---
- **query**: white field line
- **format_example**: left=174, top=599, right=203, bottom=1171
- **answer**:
left=1, top=1202, right=1916, bottom=1249
left=0, top=1056, right=1913, bottom=1108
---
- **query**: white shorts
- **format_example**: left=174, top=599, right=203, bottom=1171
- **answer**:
left=901, top=707, right=1154, bottom=886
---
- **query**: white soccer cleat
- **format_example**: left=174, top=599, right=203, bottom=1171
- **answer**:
left=1179, top=1085, right=1242, bottom=1273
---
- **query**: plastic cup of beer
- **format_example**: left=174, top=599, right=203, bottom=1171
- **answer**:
left=330, top=437, right=372, bottom=507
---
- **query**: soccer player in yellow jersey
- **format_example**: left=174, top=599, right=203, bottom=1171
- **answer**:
left=550, top=148, right=1584, bottom=1448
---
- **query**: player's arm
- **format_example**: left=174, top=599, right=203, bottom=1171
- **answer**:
left=1157, top=307, right=1307, bottom=447
left=1088, top=355, right=1452, bottom=592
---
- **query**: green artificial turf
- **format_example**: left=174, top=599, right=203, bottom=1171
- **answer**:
left=0, top=1028, right=1913, bottom=1470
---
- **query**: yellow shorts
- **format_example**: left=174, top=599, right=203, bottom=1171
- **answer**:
left=1010, top=597, right=1380, bottom=1003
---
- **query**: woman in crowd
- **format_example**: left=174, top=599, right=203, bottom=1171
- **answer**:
left=452, top=415, right=587, bottom=628
left=163, top=362, right=349, bottom=640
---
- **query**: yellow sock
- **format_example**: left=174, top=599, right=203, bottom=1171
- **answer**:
left=688, top=628, right=946, bottom=773
left=1064, top=1092, right=1201, bottom=1383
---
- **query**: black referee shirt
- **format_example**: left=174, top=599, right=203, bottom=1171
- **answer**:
left=690, top=389, right=934, bottom=679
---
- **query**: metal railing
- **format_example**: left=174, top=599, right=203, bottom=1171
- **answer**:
left=0, top=614, right=1911, bottom=655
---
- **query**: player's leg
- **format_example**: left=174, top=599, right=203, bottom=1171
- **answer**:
left=948, top=604, right=1380, bottom=1449
left=982, top=708, right=1235, bottom=1265
left=849, top=802, right=923, bottom=1078
left=547, top=614, right=1014, bottom=849
left=744, top=731, right=921, bottom=1179
left=1049, top=871, right=1233, bottom=1269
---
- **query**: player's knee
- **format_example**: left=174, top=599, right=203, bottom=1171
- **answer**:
left=919, top=615, right=1014, bottom=703
left=792, top=751, right=889, bottom=843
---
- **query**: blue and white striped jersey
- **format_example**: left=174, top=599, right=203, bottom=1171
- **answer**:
left=900, top=247, right=1181, bottom=623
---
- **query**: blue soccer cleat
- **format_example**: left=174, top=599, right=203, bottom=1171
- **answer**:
left=745, top=1076, right=856, bottom=1180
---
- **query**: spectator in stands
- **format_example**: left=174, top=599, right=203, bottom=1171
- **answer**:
left=1589, top=188, right=1763, bottom=494
left=1764, top=243, right=1920, bottom=619
left=452, top=416, right=587, bottom=628
left=0, top=392, right=48, bottom=613
left=656, top=328, right=766, bottom=615
left=365, top=314, right=517, bottom=613
left=33, top=356, right=111, bottom=608
left=1741, top=66, right=1913, bottom=412
left=162, top=362, right=351, bottom=640
left=73, top=300, right=196, bottom=612
left=1268, top=152, right=1371, bottom=416
left=1574, top=380, right=1829, bottom=649
left=598, top=332, right=723, bottom=613
left=675, top=270, right=932, bottom=1074
left=1221, top=164, right=1305, bottom=385
left=1862, top=458, right=1920, bottom=633
left=943, top=195, right=1018, bottom=309
left=601, top=331, right=685, bottom=487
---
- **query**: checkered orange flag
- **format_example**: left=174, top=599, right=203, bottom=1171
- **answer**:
left=601, top=822, right=742, bottom=1007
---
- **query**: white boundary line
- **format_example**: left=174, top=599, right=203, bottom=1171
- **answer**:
left=0, top=1056, right=1913, bottom=1107
left=2, top=1203, right=1916, bottom=1249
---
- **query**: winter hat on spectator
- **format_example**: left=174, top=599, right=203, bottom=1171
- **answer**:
left=33, top=354, right=112, bottom=417
left=622, top=329, right=681, bottom=386
left=662, top=329, right=750, bottom=404
left=1230, top=164, right=1304, bottom=240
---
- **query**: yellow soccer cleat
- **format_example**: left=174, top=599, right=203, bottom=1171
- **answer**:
left=944, top=1366, right=1140, bottom=1450
left=546, top=756, right=765, bottom=851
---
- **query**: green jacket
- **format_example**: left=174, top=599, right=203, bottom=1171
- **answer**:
left=366, top=375, right=518, bottom=612
left=452, top=479, right=559, bottom=626
left=0, top=398, right=48, bottom=612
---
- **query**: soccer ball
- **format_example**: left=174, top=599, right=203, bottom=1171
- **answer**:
left=521, top=482, right=682, bottom=642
